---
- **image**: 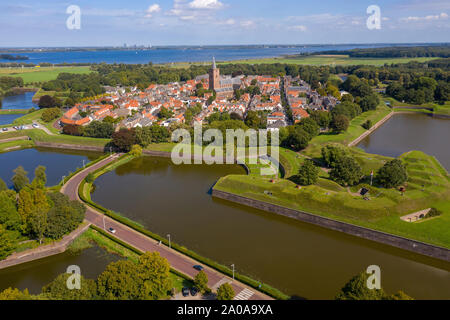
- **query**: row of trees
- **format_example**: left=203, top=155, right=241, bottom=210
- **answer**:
left=112, top=125, right=171, bottom=151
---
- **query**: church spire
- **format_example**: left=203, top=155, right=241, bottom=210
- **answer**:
left=212, top=56, right=217, bottom=69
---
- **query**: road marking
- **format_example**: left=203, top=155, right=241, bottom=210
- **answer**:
left=233, top=288, right=254, bottom=300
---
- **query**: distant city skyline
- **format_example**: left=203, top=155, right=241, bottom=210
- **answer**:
left=0, top=0, right=449, bottom=47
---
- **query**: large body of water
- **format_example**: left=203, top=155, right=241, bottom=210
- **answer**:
left=357, top=113, right=450, bottom=170
left=91, top=156, right=450, bottom=299
left=0, top=147, right=101, bottom=188
left=1, top=44, right=411, bottom=65
left=1, top=91, right=37, bottom=110
left=0, top=245, right=120, bottom=294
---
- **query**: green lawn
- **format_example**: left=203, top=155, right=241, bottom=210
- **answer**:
left=0, top=66, right=92, bottom=84
left=215, top=150, right=450, bottom=248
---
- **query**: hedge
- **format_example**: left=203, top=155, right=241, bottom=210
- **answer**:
left=79, top=159, right=290, bottom=300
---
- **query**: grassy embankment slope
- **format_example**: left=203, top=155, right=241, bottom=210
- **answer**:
left=384, top=97, right=450, bottom=116
left=215, top=102, right=450, bottom=249
left=0, top=66, right=92, bottom=84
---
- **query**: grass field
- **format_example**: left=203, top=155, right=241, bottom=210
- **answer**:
left=223, top=55, right=439, bottom=66
left=215, top=150, right=450, bottom=249
left=0, top=66, right=92, bottom=84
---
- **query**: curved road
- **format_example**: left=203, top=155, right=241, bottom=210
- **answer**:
left=61, top=154, right=272, bottom=300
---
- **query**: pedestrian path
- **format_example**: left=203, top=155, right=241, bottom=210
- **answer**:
left=233, top=288, right=254, bottom=300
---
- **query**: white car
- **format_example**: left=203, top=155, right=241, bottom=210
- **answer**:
left=32, top=123, right=39, bottom=128
left=108, top=227, right=116, bottom=234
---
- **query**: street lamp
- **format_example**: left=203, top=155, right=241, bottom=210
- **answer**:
left=167, top=234, right=171, bottom=248
left=61, top=175, right=66, bottom=186
left=82, top=159, right=86, bottom=168
left=231, top=264, right=235, bottom=281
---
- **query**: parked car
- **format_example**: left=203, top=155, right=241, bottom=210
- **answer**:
left=182, top=287, right=189, bottom=297
left=190, top=287, right=198, bottom=296
left=32, top=123, right=39, bottom=128
left=108, top=227, right=116, bottom=234
left=193, top=265, right=204, bottom=271
left=2, top=128, right=8, bottom=132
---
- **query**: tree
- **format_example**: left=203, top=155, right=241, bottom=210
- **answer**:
left=335, top=272, right=386, bottom=300
left=97, top=260, right=141, bottom=300
left=297, top=117, right=319, bottom=137
left=137, top=252, right=173, bottom=300
left=62, top=124, right=82, bottom=136
left=359, top=94, right=379, bottom=112
left=0, top=287, right=32, bottom=300
left=309, top=110, right=330, bottom=128
left=0, top=177, right=7, bottom=191
left=286, top=127, right=311, bottom=151
left=0, top=190, right=21, bottom=231
left=112, top=128, right=136, bottom=152
left=83, top=121, right=114, bottom=138
left=321, top=145, right=347, bottom=168
left=12, top=166, right=29, bottom=192
left=129, top=144, right=143, bottom=157
left=0, top=224, right=16, bottom=260
left=331, top=114, right=349, bottom=133
left=31, top=165, right=47, bottom=189
left=329, top=156, right=362, bottom=186
left=193, top=270, right=210, bottom=294
left=38, top=95, right=61, bottom=108
left=45, top=192, right=85, bottom=239
left=41, top=108, right=61, bottom=122
left=42, top=273, right=97, bottom=300
left=216, top=283, right=235, bottom=300
left=293, top=160, right=319, bottom=186
left=376, top=159, right=408, bottom=188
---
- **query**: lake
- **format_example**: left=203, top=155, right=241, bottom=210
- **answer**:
left=357, top=113, right=450, bottom=170
left=91, top=156, right=450, bottom=299
left=0, top=147, right=102, bottom=188
left=1, top=92, right=37, bottom=110
left=1, top=44, right=405, bottom=65
left=0, top=245, right=121, bottom=294
left=0, top=114, right=23, bottom=125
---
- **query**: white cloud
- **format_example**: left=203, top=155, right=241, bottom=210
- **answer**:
left=188, top=0, right=223, bottom=10
left=289, top=25, right=307, bottom=31
left=401, top=12, right=448, bottom=22
left=145, top=4, right=161, bottom=18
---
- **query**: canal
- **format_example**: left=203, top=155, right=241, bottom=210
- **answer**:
left=0, top=147, right=102, bottom=188
left=1, top=92, right=37, bottom=110
left=357, top=113, right=450, bottom=170
left=91, top=156, right=450, bottom=299
left=0, top=245, right=121, bottom=294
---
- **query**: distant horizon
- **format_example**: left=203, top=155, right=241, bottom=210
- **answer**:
left=1, top=42, right=449, bottom=50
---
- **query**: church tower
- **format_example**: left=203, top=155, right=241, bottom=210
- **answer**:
left=209, top=57, right=220, bottom=91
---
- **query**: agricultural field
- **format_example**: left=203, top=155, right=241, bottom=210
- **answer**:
left=0, top=66, right=92, bottom=84
left=223, top=55, right=439, bottom=66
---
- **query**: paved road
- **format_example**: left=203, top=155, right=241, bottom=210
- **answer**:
left=61, top=155, right=271, bottom=301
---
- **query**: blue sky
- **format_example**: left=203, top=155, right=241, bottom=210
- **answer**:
left=0, top=0, right=449, bottom=47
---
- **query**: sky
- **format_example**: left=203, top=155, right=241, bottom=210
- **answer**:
left=0, top=0, right=449, bottom=47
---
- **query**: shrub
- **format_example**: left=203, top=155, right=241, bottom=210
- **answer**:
left=361, top=120, right=372, bottom=130
left=217, top=283, right=235, bottom=300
